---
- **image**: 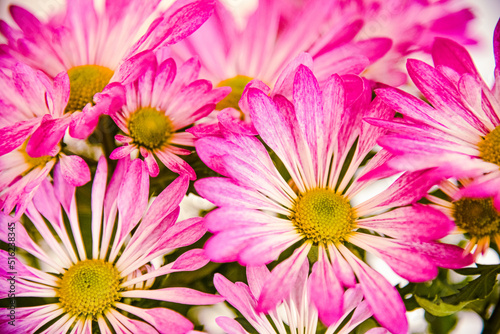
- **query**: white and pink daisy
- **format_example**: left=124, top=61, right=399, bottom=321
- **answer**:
left=0, top=157, right=222, bottom=333
left=194, top=64, right=472, bottom=334
left=109, top=53, right=230, bottom=179
left=0, top=0, right=215, bottom=143
left=214, top=261, right=388, bottom=334
left=0, top=63, right=90, bottom=218
left=368, top=19, right=500, bottom=208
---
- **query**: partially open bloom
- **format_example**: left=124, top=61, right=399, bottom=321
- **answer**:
left=0, top=0, right=215, bottom=142
left=369, top=19, right=500, bottom=209
left=0, top=63, right=90, bottom=217
left=0, top=157, right=222, bottom=333
left=195, top=65, right=472, bottom=334
left=427, top=179, right=500, bottom=261
left=109, top=54, right=230, bottom=179
left=214, top=261, right=388, bottom=334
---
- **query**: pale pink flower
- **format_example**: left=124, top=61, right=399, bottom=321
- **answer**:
left=0, top=157, right=221, bottom=333
left=194, top=64, right=472, bottom=334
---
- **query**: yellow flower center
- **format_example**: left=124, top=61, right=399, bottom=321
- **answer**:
left=216, top=75, right=253, bottom=111
left=58, top=259, right=121, bottom=318
left=452, top=197, right=500, bottom=239
left=20, top=141, right=53, bottom=174
left=291, top=189, right=356, bottom=245
left=127, top=107, right=173, bottom=150
left=65, top=65, right=114, bottom=113
left=478, top=125, right=500, bottom=166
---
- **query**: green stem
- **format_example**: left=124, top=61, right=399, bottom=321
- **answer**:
left=483, top=295, right=500, bottom=334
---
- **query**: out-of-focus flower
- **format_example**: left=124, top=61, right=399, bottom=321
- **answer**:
left=109, top=54, right=229, bottom=179
left=214, top=261, right=388, bottom=334
left=279, top=0, right=477, bottom=86
left=0, top=0, right=215, bottom=140
left=0, top=63, right=90, bottom=217
left=427, top=179, right=500, bottom=261
left=194, top=64, right=472, bottom=334
left=0, top=157, right=222, bottom=333
left=171, top=0, right=391, bottom=111
left=368, top=19, right=500, bottom=209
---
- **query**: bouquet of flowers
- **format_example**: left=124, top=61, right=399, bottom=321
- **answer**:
left=0, top=0, right=498, bottom=333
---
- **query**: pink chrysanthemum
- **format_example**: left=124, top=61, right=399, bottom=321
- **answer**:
left=109, top=54, right=230, bottom=179
left=427, top=179, right=500, bottom=261
left=214, top=261, right=388, bottom=334
left=368, top=19, right=500, bottom=208
left=0, top=157, right=222, bottom=333
left=171, top=0, right=391, bottom=113
left=0, top=0, right=215, bottom=144
left=194, top=64, right=472, bottom=334
left=0, top=63, right=90, bottom=217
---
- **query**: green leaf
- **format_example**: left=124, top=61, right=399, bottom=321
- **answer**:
left=415, top=295, right=470, bottom=317
left=446, top=264, right=500, bottom=304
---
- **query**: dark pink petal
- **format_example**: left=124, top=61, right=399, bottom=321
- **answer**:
left=308, top=253, right=343, bottom=325
left=53, top=161, right=76, bottom=214
left=408, top=241, right=473, bottom=269
left=115, top=50, right=157, bottom=85
left=122, top=287, right=224, bottom=305
left=258, top=244, right=310, bottom=312
left=343, top=249, right=408, bottom=334
left=170, top=248, right=209, bottom=271
left=58, top=155, right=91, bottom=186
left=0, top=119, right=39, bottom=155
left=26, top=115, right=71, bottom=157
left=156, top=150, right=196, bottom=180
left=91, top=157, right=107, bottom=256
left=494, top=19, right=500, bottom=68
left=357, top=204, right=454, bottom=241
left=214, top=273, right=257, bottom=316
left=154, top=217, right=207, bottom=252
left=110, top=144, right=136, bottom=160
left=432, top=37, right=479, bottom=76
left=141, top=148, right=160, bottom=177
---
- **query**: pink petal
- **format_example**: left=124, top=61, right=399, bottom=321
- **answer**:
left=215, top=317, right=248, bottom=334
left=26, top=115, right=71, bottom=157
left=110, top=144, right=136, bottom=160
left=122, top=287, right=224, bottom=305
left=432, top=37, right=479, bottom=76
left=0, top=119, right=39, bottom=155
left=58, top=154, right=90, bottom=186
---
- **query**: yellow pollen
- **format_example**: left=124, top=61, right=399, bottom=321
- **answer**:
left=58, top=259, right=121, bottom=318
left=291, top=189, right=356, bottom=245
left=65, top=65, right=114, bottom=113
left=452, top=197, right=500, bottom=239
left=127, top=107, right=173, bottom=150
left=216, top=75, right=253, bottom=111
left=478, top=125, right=500, bottom=166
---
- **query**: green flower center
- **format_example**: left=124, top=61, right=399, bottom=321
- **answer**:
left=291, top=189, right=356, bottom=245
left=128, top=107, right=173, bottom=150
left=65, top=65, right=114, bottom=113
left=478, top=125, right=500, bottom=166
left=452, top=197, right=500, bottom=239
left=59, top=259, right=121, bottom=318
left=216, top=75, right=253, bottom=111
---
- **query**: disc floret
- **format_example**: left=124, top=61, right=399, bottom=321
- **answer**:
left=216, top=75, right=253, bottom=111
left=478, top=125, right=500, bottom=166
left=452, top=197, right=500, bottom=239
left=65, top=65, right=114, bottom=113
left=127, top=107, right=174, bottom=150
left=291, top=188, right=356, bottom=244
left=58, top=259, right=121, bottom=318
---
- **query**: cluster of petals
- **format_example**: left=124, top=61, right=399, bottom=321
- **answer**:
left=214, top=260, right=387, bottom=334
left=0, top=157, right=221, bottom=334
left=0, top=0, right=216, bottom=139
left=194, top=63, right=473, bottom=334
left=109, top=52, right=230, bottom=179
left=0, top=63, right=90, bottom=217
left=369, top=20, right=500, bottom=210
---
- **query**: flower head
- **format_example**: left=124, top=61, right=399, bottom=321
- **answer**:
left=0, top=157, right=222, bottom=333
left=194, top=64, right=472, bottom=334
left=214, top=261, right=388, bottom=334
left=0, top=63, right=90, bottom=217
left=109, top=54, right=230, bottom=179
left=369, top=19, right=500, bottom=209
left=0, top=0, right=215, bottom=140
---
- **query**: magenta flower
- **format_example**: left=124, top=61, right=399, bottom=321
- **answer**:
left=214, top=261, right=388, bottom=334
left=194, top=65, right=472, bottom=334
left=171, top=0, right=391, bottom=111
left=0, top=0, right=215, bottom=145
left=109, top=54, right=230, bottom=179
left=368, top=19, right=500, bottom=208
left=0, top=63, right=90, bottom=217
left=0, top=157, right=221, bottom=333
